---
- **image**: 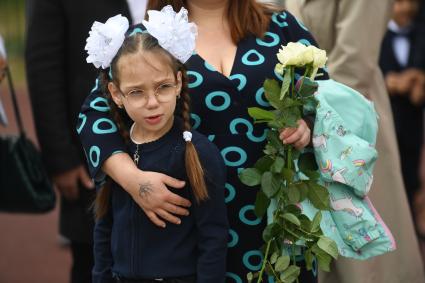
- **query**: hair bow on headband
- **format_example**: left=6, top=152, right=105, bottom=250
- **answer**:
left=143, top=5, right=198, bottom=63
left=85, top=14, right=129, bottom=69
left=85, top=6, right=197, bottom=69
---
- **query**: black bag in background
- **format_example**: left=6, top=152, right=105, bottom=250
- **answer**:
left=0, top=66, right=56, bottom=213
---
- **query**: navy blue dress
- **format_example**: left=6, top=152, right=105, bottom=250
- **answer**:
left=78, top=11, right=327, bottom=282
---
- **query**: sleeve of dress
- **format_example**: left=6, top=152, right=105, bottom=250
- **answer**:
left=25, top=0, right=81, bottom=175
left=92, top=194, right=115, bottom=283
left=77, top=77, right=127, bottom=181
left=192, top=135, right=229, bottom=283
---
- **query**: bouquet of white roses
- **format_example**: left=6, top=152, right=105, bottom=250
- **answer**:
left=239, top=42, right=338, bottom=283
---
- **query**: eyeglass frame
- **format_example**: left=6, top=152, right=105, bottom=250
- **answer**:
left=115, top=81, right=180, bottom=107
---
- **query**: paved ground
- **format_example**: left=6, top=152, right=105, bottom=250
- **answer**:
left=0, top=88, right=71, bottom=283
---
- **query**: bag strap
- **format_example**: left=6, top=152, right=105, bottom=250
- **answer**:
left=5, top=66, right=24, bottom=134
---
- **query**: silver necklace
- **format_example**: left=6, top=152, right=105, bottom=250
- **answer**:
left=133, top=144, right=140, bottom=165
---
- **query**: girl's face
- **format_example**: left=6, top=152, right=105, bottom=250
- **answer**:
left=393, top=0, right=420, bottom=27
left=109, top=50, right=182, bottom=141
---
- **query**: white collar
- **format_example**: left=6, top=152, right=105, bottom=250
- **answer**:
left=388, top=20, right=413, bottom=35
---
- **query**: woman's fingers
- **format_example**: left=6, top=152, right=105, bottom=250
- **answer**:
left=163, top=202, right=189, bottom=216
left=162, top=174, right=186, bottom=189
left=279, top=120, right=310, bottom=148
left=166, top=192, right=192, bottom=208
left=146, top=211, right=166, bottom=228
left=294, top=131, right=310, bottom=149
left=157, top=209, right=182, bottom=226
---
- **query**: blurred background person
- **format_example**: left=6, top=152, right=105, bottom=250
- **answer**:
left=379, top=0, right=425, bottom=217
left=286, top=0, right=425, bottom=282
left=25, top=0, right=147, bottom=282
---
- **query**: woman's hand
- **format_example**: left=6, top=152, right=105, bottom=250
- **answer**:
left=279, top=119, right=311, bottom=150
left=103, top=153, right=191, bottom=228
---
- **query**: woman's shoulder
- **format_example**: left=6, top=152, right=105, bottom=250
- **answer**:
left=267, top=9, right=315, bottom=44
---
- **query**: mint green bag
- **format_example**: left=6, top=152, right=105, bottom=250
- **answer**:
left=269, top=79, right=396, bottom=259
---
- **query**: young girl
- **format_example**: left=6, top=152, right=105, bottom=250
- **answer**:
left=84, top=11, right=228, bottom=283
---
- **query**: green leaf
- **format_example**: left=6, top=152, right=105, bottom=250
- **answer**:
left=285, top=204, right=302, bottom=215
left=298, top=76, right=318, bottom=98
left=261, top=172, right=280, bottom=198
left=275, top=255, right=290, bottom=272
left=248, top=107, right=275, bottom=122
left=263, top=223, right=282, bottom=242
left=296, top=182, right=309, bottom=202
left=239, top=168, right=262, bottom=186
left=303, top=96, right=319, bottom=114
left=304, top=249, right=314, bottom=271
left=280, top=68, right=292, bottom=99
left=254, top=156, right=274, bottom=173
left=270, top=252, right=279, bottom=265
left=311, top=211, right=322, bottom=232
left=271, top=156, right=285, bottom=173
left=282, top=213, right=301, bottom=226
left=312, top=244, right=332, bottom=272
left=307, top=182, right=331, bottom=210
left=281, top=97, right=304, bottom=109
left=281, top=108, right=300, bottom=128
left=317, top=236, right=339, bottom=259
left=281, top=168, right=295, bottom=183
left=298, top=152, right=319, bottom=171
left=287, top=184, right=300, bottom=204
left=268, top=130, right=284, bottom=150
left=264, top=79, right=283, bottom=109
left=263, top=144, right=278, bottom=155
left=303, top=170, right=320, bottom=181
left=254, top=191, right=270, bottom=218
left=268, top=120, right=285, bottom=130
left=279, top=265, right=301, bottom=283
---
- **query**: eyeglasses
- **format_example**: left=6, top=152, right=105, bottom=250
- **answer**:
left=119, top=82, right=178, bottom=107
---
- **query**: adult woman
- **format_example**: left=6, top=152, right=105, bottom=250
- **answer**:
left=78, top=1, right=327, bottom=281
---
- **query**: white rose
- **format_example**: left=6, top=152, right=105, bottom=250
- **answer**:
left=307, top=45, right=327, bottom=68
left=277, top=42, right=314, bottom=67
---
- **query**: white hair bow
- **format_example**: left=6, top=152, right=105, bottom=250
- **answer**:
left=143, top=5, right=198, bottom=63
left=85, top=14, right=129, bottom=69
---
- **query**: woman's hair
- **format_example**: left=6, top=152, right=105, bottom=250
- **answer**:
left=94, top=33, right=208, bottom=219
left=146, top=0, right=281, bottom=43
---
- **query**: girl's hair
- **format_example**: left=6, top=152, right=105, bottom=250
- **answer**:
left=146, top=0, right=281, bottom=43
left=94, top=33, right=208, bottom=219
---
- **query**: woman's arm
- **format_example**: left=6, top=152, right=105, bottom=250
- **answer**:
left=78, top=82, right=191, bottom=227
left=103, top=153, right=191, bottom=227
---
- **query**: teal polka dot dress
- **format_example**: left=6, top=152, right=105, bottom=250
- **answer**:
left=78, top=11, right=328, bottom=282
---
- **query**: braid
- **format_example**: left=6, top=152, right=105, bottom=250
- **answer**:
left=94, top=70, right=132, bottom=219
left=179, top=65, right=209, bottom=203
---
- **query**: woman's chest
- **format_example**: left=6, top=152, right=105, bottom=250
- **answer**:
left=185, top=30, right=287, bottom=134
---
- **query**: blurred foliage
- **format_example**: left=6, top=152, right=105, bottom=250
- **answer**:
left=0, top=0, right=26, bottom=87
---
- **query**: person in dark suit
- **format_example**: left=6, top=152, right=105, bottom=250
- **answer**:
left=379, top=0, right=425, bottom=207
left=25, top=1, right=144, bottom=282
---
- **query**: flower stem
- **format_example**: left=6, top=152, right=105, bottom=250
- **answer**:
left=291, top=246, right=300, bottom=283
left=257, top=240, right=272, bottom=283
left=298, top=66, right=310, bottom=92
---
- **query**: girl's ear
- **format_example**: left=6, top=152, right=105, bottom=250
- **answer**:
left=108, top=82, right=124, bottom=107
left=176, top=71, right=183, bottom=95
